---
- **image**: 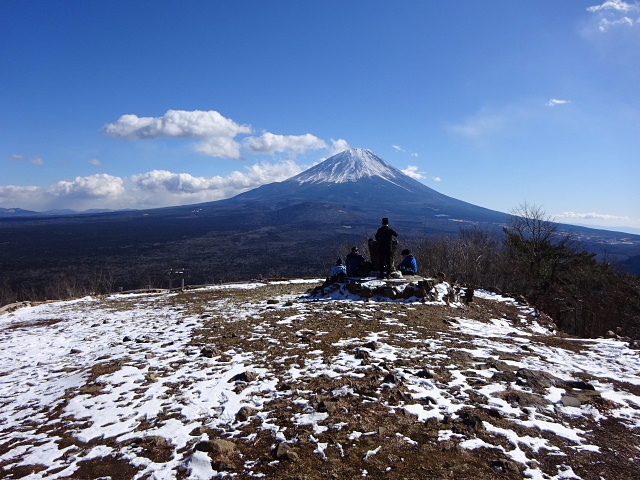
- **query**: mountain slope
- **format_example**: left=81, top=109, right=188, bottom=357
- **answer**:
left=220, top=148, right=506, bottom=226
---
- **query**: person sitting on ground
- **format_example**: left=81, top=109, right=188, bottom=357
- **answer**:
left=397, top=249, right=418, bottom=275
left=345, top=246, right=365, bottom=276
left=330, top=258, right=347, bottom=281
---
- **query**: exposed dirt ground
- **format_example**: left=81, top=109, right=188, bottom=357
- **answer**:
left=1, top=281, right=639, bottom=479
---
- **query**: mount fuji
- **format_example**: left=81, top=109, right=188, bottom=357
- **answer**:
left=215, top=148, right=506, bottom=231
left=1, top=148, right=638, bottom=293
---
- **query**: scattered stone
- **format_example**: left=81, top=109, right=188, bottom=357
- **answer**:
left=200, top=346, right=217, bottom=358
left=70, top=348, right=82, bottom=354
left=228, top=371, right=258, bottom=383
left=266, top=299, right=279, bottom=305
left=275, top=442, right=299, bottom=462
left=317, top=400, right=338, bottom=414
left=415, top=369, right=433, bottom=379
left=211, top=439, right=236, bottom=454
left=123, top=336, right=132, bottom=342
left=194, top=441, right=213, bottom=452
left=516, top=368, right=562, bottom=393
left=355, top=348, right=372, bottom=361
left=383, top=373, right=398, bottom=384
left=361, top=341, right=379, bottom=350
left=236, top=406, right=257, bottom=422
left=561, top=395, right=582, bottom=407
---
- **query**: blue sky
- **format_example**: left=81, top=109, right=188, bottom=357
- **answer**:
left=1, top=1, right=639, bottom=233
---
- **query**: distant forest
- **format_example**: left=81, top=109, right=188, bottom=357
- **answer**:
left=2, top=205, right=639, bottom=340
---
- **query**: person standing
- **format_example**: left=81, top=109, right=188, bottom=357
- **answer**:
left=375, top=218, right=398, bottom=278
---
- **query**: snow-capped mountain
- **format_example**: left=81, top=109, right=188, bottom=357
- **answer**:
left=223, top=148, right=506, bottom=228
left=290, top=148, right=405, bottom=185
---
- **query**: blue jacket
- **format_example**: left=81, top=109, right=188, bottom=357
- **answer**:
left=331, top=264, right=347, bottom=276
left=397, top=254, right=418, bottom=274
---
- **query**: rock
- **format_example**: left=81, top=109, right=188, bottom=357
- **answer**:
left=460, top=412, right=485, bottom=432
left=415, top=369, right=433, bottom=379
left=211, top=439, right=236, bottom=453
left=236, top=406, right=257, bottom=422
left=70, top=348, right=82, bottom=354
left=561, top=395, right=582, bottom=407
left=266, top=299, right=279, bottom=305
left=200, top=346, right=217, bottom=358
left=362, top=341, right=379, bottom=350
left=317, top=400, right=337, bottom=414
left=564, top=380, right=595, bottom=391
left=194, top=440, right=213, bottom=452
left=228, top=371, right=258, bottom=383
left=382, top=373, right=398, bottom=384
left=354, top=348, right=372, bottom=362
left=490, top=459, right=519, bottom=473
left=500, top=390, right=549, bottom=409
left=275, top=442, right=299, bottom=462
left=516, top=368, right=562, bottom=393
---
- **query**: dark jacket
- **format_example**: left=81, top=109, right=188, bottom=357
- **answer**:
left=345, top=252, right=364, bottom=276
left=375, top=225, right=398, bottom=249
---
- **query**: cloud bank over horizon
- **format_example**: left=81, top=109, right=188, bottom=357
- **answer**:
left=0, top=161, right=303, bottom=212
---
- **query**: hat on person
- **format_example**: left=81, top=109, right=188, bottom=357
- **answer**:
left=336, top=258, right=343, bottom=265
left=401, top=249, right=410, bottom=255
left=351, top=246, right=359, bottom=252
left=382, top=217, right=389, bottom=225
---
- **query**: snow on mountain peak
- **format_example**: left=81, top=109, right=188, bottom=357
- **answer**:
left=291, top=148, right=404, bottom=184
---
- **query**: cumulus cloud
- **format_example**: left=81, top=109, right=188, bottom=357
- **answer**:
left=0, top=162, right=302, bottom=212
left=48, top=174, right=125, bottom=199
left=546, top=99, right=571, bottom=107
left=0, top=174, right=126, bottom=211
left=243, top=132, right=327, bottom=157
left=401, top=165, right=427, bottom=180
left=587, top=0, right=640, bottom=32
left=327, top=139, right=351, bottom=156
left=103, top=110, right=253, bottom=160
left=103, top=109, right=351, bottom=162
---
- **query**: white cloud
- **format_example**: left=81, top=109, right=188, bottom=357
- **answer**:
left=557, top=211, right=630, bottom=221
left=401, top=165, right=427, bottom=180
left=392, top=145, right=405, bottom=152
left=587, top=1, right=640, bottom=32
left=103, top=110, right=253, bottom=160
left=8, top=154, right=45, bottom=165
left=555, top=211, right=640, bottom=230
left=88, top=158, right=103, bottom=166
left=546, top=99, right=571, bottom=107
left=0, top=174, right=126, bottom=211
left=588, top=0, right=636, bottom=13
left=0, top=162, right=302, bottom=212
left=48, top=174, right=125, bottom=199
left=327, top=139, right=351, bottom=156
left=433, top=177, right=442, bottom=182
left=243, top=132, right=327, bottom=157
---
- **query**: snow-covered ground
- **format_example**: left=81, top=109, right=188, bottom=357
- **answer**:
left=1, top=280, right=639, bottom=479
